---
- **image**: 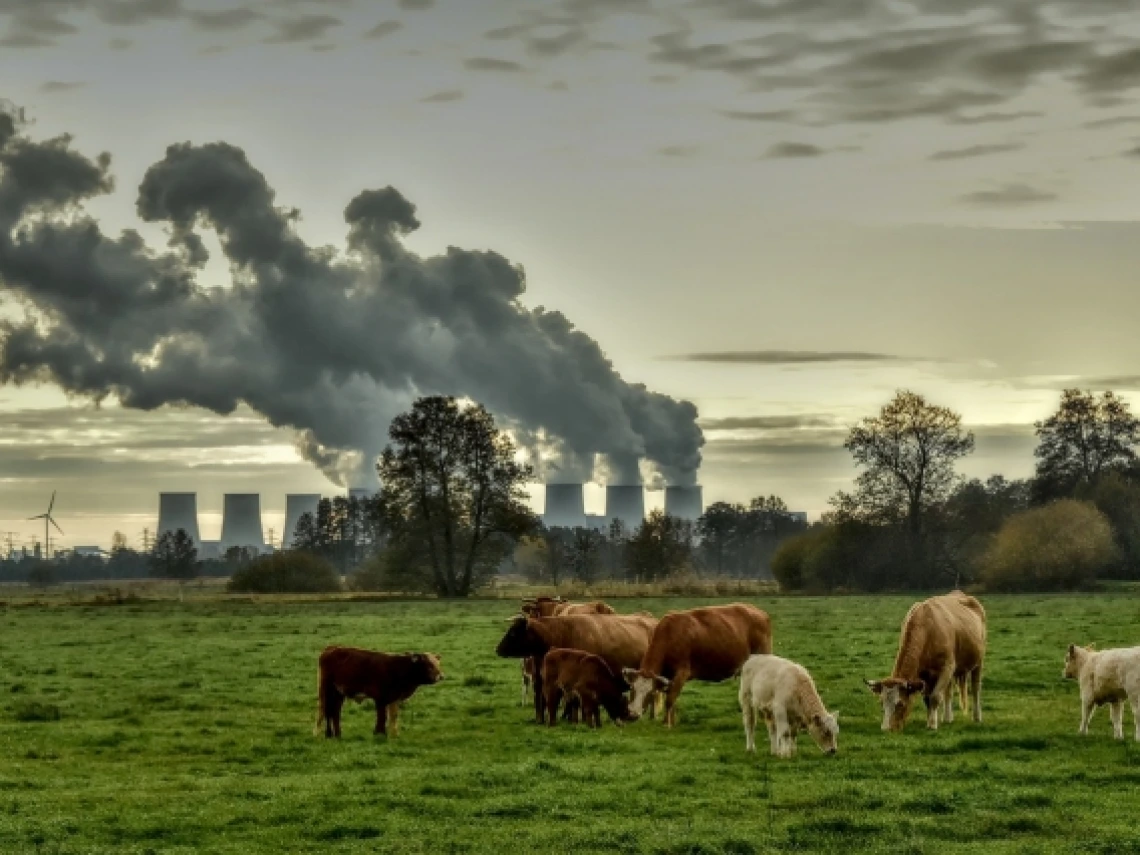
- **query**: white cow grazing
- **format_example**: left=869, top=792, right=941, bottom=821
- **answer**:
left=739, top=654, right=838, bottom=758
left=1064, top=644, right=1140, bottom=741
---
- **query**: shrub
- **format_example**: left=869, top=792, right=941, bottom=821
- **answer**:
left=771, top=532, right=812, bottom=590
left=981, top=500, right=1118, bottom=591
left=226, top=551, right=342, bottom=594
left=25, top=563, right=57, bottom=588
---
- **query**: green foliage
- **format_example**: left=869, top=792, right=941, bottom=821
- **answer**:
left=771, top=530, right=813, bottom=590
left=226, top=551, right=343, bottom=594
left=150, top=528, right=198, bottom=580
left=25, top=562, right=57, bottom=588
left=695, top=497, right=807, bottom=579
left=982, top=500, right=1118, bottom=591
left=1078, top=471, right=1140, bottom=580
left=624, top=509, right=694, bottom=582
left=2, top=594, right=1140, bottom=853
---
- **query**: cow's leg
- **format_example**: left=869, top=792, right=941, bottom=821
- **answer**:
left=773, top=708, right=792, bottom=758
left=763, top=711, right=778, bottom=754
left=742, top=701, right=757, bottom=752
left=374, top=698, right=388, bottom=736
left=544, top=684, right=561, bottom=727
left=927, top=669, right=954, bottom=730
left=1130, top=693, right=1140, bottom=742
left=663, top=674, right=688, bottom=729
left=970, top=667, right=983, bottom=723
left=1110, top=701, right=1125, bottom=740
left=957, top=675, right=968, bottom=713
left=325, top=689, right=345, bottom=738
left=533, top=667, right=545, bottom=724
left=520, top=660, right=530, bottom=706
left=387, top=703, right=400, bottom=737
left=1079, top=693, right=1095, bottom=735
left=942, top=689, right=954, bottom=724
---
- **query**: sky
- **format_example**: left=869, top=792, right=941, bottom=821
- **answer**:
left=3, top=0, right=1140, bottom=550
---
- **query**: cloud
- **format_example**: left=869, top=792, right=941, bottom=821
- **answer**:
left=39, top=81, right=87, bottom=94
left=719, top=109, right=797, bottom=122
left=464, top=57, right=524, bottom=72
left=700, top=415, right=839, bottom=431
left=264, top=14, right=340, bottom=44
left=665, top=350, right=920, bottom=365
left=929, top=142, right=1024, bottom=161
left=659, top=144, right=699, bottom=157
left=961, top=182, right=1057, bottom=205
left=1079, top=47, right=1140, bottom=94
left=398, top=0, right=434, bottom=8
left=1084, top=115, right=1140, bottom=129
left=764, top=141, right=824, bottom=158
left=421, top=89, right=464, bottom=103
left=191, top=8, right=260, bottom=32
left=95, top=0, right=183, bottom=27
left=364, top=20, right=401, bottom=40
left=948, top=110, right=1043, bottom=125
left=0, top=9, right=78, bottom=48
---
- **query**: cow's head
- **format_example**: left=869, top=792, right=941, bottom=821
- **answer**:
left=807, top=710, right=840, bottom=755
left=622, top=668, right=669, bottom=720
left=1063, top=643, right=1094, bottom=680
left=865, top=678, right=924, bottom=732
left=413, top=652, right=444, bottom=684
left=495, top=616, right=540, bottom=658
left=521, top=596, right=563, bottom=618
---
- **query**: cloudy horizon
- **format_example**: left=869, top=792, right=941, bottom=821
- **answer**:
left=4, top=0, right=1140, bottom=549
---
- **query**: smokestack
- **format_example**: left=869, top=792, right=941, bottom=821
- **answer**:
left=220, top=494, right=266, bottom=553
left=283, top=493, right=321, bottom=547
left=543, top=484, right=586, bottom=530
left=605, top=485, right=645, bottom=531
left=157, top=492, right=201, bottom=546
left=664, top=486, right=703, bottom=522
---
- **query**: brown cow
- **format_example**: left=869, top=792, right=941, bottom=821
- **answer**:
left=865, top=591, right=986, bottom=732
left=496, top=613, right=657, bottom=723
left=518, top=597, right=616, bottom=705
left=315, top=646, right=444, bottom=738
left=623, top=603, right=772, bottom=728
left=542, top=648, right=634, bottom=727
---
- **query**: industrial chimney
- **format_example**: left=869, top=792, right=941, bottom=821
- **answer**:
left=283, top=494, right=321, bottom=548
left=664, top=486, right=704, bottom=522
left=543, top=484, right=586, bottom=530
left=220, top=494, right=266, bottom=553
left=157, top=493, right=201, bottom=546
left=605, top=485, right=645, bottom=532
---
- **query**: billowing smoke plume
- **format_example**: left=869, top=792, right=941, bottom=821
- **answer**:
left=0, top=103, right=703, bottom=487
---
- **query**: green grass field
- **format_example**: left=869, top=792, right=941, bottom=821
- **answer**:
left=2, top=593, right=1140, bottom=854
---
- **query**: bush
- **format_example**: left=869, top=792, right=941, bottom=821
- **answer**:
left=25, top=563, right=57, bottom=588
left=981, top=500, right=1118, bottom=591
left=771, top=532, right=812, bottom=590
left=226, top=551, right=342, bottom=594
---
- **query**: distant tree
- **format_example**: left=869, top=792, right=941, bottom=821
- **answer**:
left=1078, top=471, right=1140, bottom=579
left=1032, top=390, right=1140, bottom=502
left=150, top=529, right=198, bottom=581
left=511, top=535, right=548, bottom=583
left=694, top=496, right=805, bottom=579
left=696, top=502, right=737, bottom=576
left=941, top=475, right=1030, bottom=584
left=540, top=527, right=571, bottom=586
left=834, top=390, right=975, bottom=538
left=227, top=552, right=342, bottom=594
left=378, top=396, right=539, bottom=597
left=111, top=531, right=128, bottom=553
left=624, top=510, right=693, bottom=583
left=26, top=562, right=57, bottom=588
left=982, top=500, right=1117, bottom=591
left=569, top=527, right=603, bottom=584
left=106, top=531, right=148, bottom=579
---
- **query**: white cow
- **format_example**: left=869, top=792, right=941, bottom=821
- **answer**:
left=1064, top=644, right=1140, bottom=741
left=739, top=654, right=838, bottom=758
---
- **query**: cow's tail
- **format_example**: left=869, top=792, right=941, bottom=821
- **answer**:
left=314, top=663, right=327, bottom=736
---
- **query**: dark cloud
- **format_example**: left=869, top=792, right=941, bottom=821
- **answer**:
left=0, top=8, right=78, bottom=48
left=1085, top=115, right=1140, bottom=129
left=719, top=109, right=797, bottom=122
left=364, top=20, right=401, bottom=40
left=1079, top=47, right=1140, bottom=93
left=659, top=144, right=699, bottom=157
left=464, top=57, right=525, bottom=72
left=764, top=141, right=824, bottom=158
left=397, top=0, right=433, bottom=8
left=264, top=13, right=340, bottom=44
left=96, top=0, right=183, bottom=27
left=949, top=110, right=1043, bottom=125
left=665, top=351, right=917, bottom=365
left=420, top=89, right=464, bottom=103
left=961, top=182, right=1057, bottom=205
left=190, top=8, right=260, bottom=32
left=0, top=103, right=704, bottom=488
left=929, top=142, right=1024, bottom=161
left=700, top=415, right=839, bottom=431
left=39, top=81, right=87, bottom=93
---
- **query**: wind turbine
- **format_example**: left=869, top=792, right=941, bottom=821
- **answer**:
left=29, top=492, right=64, bottom=559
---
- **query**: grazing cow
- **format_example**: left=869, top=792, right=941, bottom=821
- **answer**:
left=496, top=613, right=657, bottom=723
left=541, top=648, right=633, bottom=727
left=315, top=646, right=443, bottom=738
left=865, top=590, right=986, bottom=732
left=1063, top=643, right=1140, bottom=741
left=739, top=654, right=838, bottom=758
left=518, top=597, right=617, bottom=706
left=622, top=603, right=772, bottom=727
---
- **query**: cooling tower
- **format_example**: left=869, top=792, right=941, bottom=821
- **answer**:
left=664, top=486, right=704, bottom=522
left=543, top=483, right=586, bottom=530
left=157, top=492, right=201, bottom=546
left=220, top=494, right=266, bottom=553
left=605, top=485, right=645, bottom=531
left=283, top=493, right=321, bottom=547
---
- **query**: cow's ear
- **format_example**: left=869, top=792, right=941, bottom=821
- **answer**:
left=1068, top=643, right=1076, bottom=655
left=864, top=679, right=883, bottom=695
left=653, top=675, right=671, bottom=690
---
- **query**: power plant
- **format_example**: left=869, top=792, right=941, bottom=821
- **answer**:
left=664, top=486, right=704, bottom=522
left=220, top=494, right=266, bottom=553
left=542, top=484, right=586, bottom=530
left=157, top=493, right=201, bottom=546
left=283, top=494, right=321, bottom=547
left=605, top=485, right=647, bottom=531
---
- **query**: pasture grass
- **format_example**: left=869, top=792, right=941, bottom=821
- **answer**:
left=1, top=593, right=1139, bottom=853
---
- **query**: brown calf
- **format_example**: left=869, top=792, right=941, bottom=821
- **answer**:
left=542, top=648, right=633, bottom=728
left=316, top=646, right=443, bottom=738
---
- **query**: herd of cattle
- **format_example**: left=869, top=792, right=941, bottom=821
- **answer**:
left=315, top=590, right=1140, bottom=756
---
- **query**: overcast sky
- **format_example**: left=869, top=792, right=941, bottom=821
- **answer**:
left=3, top=0, right=1140, bottom=549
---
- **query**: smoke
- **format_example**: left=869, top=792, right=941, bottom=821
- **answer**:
left=0, top=102, right=703, bottom=486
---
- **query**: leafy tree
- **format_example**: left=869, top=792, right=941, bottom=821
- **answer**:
left=540, top=527, right=571, bottom=586
left=292, top=495, right=385, bottom=573
left=150, top=529, right=198, bottom=581
left=940, top=475, right=1030, bottom=584
left=227, top=552, right=342, bottom=594
left=834, top=390, right=975, bottom=536
left=26, top=562, right=57, bottom=588
left=1078, top=472, right=1140, bottom=579
left=378, top=396, right=538, bottom=597
left=624, top=510, right=692, bottom=583
left=982, top=500, right=1117, bottom=591
left=694, top=497, right=806, bottom=579
left=569, top=527, right=603, bottom=584
left=511, top=535, right=549, bottom=583
left=1032, top=390, right=1140, bottom=502
left=696, top=502, right=737, bottom=576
